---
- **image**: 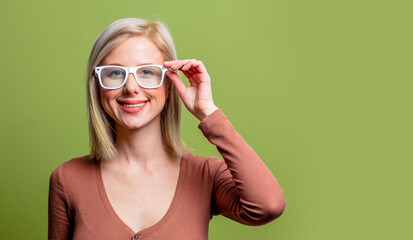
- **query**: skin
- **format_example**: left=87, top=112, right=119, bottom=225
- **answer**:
left=98, top=35, right=218, bottom=233
left=164, top=59, right=218, bottom=120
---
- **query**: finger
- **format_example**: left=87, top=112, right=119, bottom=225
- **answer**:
left=182, top=63, right=196, bottom=75
left=182, top=70, right=193, bottom=81
left=164, top=60, right=188, bottom=68
left=165, top=71, right=186, bottom=97
left=186, top=69, right=195, bottom=75
left=191, top=60, right=208, bottom=74
left=180, top=60, right=207, bottom=75
left=171, top=60, right=193, bottom=70
left=163, top=60, right=179, bottom=67
left=181, top=59, right=197, bottom=71
left=165, top=59, right=207, bottom=77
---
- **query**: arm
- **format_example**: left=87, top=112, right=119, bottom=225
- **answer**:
left=48, top=165, right=73, bottom=239
left=200, top=109, right=286, bottom=225
left=164, top=59, right=286, bottom=225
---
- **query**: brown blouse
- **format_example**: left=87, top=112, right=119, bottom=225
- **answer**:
left=48, top=109, right=286, bottom=240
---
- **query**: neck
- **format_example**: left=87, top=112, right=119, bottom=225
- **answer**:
left=109, top=117, right=173, bottom=168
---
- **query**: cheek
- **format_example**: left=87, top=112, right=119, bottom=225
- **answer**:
left=157, top=86, right=168, bottom=106
left=99, top=88, right=116, bottom=116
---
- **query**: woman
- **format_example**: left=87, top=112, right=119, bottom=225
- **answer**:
left=48, top=18, right=286, bottom=240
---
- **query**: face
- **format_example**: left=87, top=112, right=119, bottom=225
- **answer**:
left=98, top=35, right=167, bottom=131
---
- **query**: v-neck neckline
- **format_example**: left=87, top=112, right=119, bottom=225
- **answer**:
left=94, top=155, right=187, bottom=238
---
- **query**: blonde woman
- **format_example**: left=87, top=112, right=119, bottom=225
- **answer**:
left=48, top=18, right=286, bottom=240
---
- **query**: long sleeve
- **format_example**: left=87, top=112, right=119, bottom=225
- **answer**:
left=48, top=164, right=73, bottom=240
left=198, top=109, right=286, bottom=226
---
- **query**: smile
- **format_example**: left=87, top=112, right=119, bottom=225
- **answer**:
left=122, top=103, right=145, bottom=108
left=117, top=101, right=147, bottom=113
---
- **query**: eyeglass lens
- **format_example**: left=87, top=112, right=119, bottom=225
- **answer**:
left=100, top=66, right=163, bottom=88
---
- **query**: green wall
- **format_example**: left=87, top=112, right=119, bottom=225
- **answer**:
left=0, top=0, right=412, bottom=239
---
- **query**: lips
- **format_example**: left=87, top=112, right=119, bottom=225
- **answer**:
left=117, top=99, right=148, bottom=113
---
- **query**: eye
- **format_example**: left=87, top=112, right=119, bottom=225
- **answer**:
left=137, top=66, right=162, bottom=79
left=108, top=70, right=124, bottom=77
left=141, top=69, right=154, bottom=75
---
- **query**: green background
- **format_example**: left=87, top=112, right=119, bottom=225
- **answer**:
left=0, top=0, right=412, bottom=239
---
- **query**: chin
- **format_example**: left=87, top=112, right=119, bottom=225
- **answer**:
left=117, top=114, right=161, bottom=131
left=119, top=119, right=148, bottom=130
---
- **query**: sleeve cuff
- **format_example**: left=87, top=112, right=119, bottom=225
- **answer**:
left=198, top=108, right=228, bottom=138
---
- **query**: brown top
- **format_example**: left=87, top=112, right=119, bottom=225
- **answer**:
left=48, top=109, right=286, bottom=240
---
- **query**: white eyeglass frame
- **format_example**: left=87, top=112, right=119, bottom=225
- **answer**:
left=94, top=64, right=170, bottom=89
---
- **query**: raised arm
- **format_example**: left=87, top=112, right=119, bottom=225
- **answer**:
left=199, top=109, right=286, bottom=225
left=48, top=165, right=73, bottom=239
left=164, top=59, right=286, bottom=225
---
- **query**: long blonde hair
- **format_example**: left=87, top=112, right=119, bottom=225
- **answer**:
left=86, top=18, right=190, bottom=160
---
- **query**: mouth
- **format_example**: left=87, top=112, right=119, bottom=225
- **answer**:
left=117, top=100, right=148, bottom=113
left=121, top=102, right=145, bottom=108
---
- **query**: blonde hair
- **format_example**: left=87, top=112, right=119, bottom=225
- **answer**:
left=86, top=18, right=191, bottom=160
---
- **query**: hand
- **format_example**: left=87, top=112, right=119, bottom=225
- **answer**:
left=164, top=59, right=218, bottom=121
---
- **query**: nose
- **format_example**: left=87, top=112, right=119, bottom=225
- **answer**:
left=123, top=72, right=141, bottom=95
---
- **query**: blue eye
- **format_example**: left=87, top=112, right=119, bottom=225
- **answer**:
left=109, top=70, right=124, bottom=77
left=141, top=70, right=154, bottom=75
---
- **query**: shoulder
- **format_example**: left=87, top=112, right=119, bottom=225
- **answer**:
left=51, top=154, right=95, bottom=173
left=182, top=153, right=227, bottom=179
left=50, top=155, right=96, bottom=184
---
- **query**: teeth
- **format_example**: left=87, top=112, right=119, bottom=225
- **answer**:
left=123, top=103, right=145, bottom=108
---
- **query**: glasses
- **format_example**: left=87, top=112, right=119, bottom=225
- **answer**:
left=94, top=65, right=170, bottom=89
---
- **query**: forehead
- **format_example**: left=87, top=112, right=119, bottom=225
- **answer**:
left=101, top=35, right=164, bottom=65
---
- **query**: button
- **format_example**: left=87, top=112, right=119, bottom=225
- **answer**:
left=133, top=234, right=139, bottom=239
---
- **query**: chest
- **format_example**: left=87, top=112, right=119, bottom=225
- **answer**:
left=100, top=165, right=180, bottom=233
